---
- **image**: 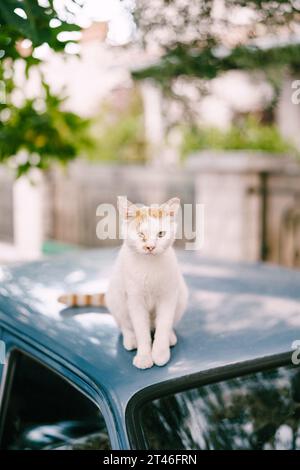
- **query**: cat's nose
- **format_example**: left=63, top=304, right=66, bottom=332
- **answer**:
left=145, top=244, right=155, bottom=252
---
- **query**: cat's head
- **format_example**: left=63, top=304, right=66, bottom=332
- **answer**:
left=118, top=197, right=180, bottom=256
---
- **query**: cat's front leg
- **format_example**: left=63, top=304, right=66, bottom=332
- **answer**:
left=127, top=296, right=153, bottom=369
left=152, top=298, right=177, bottom=366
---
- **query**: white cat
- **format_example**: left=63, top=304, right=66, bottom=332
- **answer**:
left=58, top=197, right=188, bottom=369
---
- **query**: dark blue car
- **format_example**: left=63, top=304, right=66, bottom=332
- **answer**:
left=0, top=248, right=300, bottom=450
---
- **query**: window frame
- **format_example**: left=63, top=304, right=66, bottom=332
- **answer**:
left=126, top=351, right=295, bottom=450
left=0, top=338, right=118, bottom=449
left=0, top=328, right=4, bottom=392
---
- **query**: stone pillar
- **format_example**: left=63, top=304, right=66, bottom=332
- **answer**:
left=13, top=169, right=44, bottom=259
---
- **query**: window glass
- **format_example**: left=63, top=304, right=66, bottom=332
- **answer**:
left=0, top=352, right=111, bottom=450
left=140, top=365, right=300, bottom=450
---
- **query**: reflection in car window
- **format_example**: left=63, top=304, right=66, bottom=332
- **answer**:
left=141, top=365, right=300, bottom=450
left=0, top=352, right=110, bottom=450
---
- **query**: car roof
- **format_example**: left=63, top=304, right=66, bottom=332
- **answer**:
left=0, top=248, right=300, bottom=412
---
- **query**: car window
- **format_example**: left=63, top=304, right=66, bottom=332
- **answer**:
left=140, top=364, right=300, bottom=450
left=0, top=351, right=111, bottom=450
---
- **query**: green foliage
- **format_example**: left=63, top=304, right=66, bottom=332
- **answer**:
left=0, top=0, right=90, bottom=176
left=86, top=93, right=147, bottom=164
left=181, top=118, right=296, bottom=157
left=0, top=0, right=80, bottom=61
left=0, top=83, right=92, bottom=176
left=133, top=0, right=300, bottom=85
left=133, top=43, right=300, bottom=84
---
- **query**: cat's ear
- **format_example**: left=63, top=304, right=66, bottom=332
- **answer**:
left=117, top=196, right=138, bottom=220
left=161, top=197, right=181, bottom=217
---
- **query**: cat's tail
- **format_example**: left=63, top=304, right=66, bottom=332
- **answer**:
left=58, top=292, right=106, bottom=308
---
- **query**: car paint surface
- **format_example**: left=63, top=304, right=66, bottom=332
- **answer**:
left=0, top=248, right=300, bottom=447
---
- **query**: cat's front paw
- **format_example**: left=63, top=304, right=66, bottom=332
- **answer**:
left=123, top=333, right=137, bottom=351
left=133, top=353, right=153, bottom=369
left=152, top=345, right=171, bottom=367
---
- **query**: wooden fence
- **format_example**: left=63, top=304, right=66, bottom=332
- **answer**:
left=48, top=162, right=194, bottom=247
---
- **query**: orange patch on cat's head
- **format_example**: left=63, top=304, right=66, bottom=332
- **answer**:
left=127, top=207, right=174, bottom=222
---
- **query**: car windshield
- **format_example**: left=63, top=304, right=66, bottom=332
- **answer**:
left=140, top=364, right=300, bottom=450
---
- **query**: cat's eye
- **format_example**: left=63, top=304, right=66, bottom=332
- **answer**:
left=138, top=232, right=145, bottom=239
left=157, top=231, right=166, bottom=238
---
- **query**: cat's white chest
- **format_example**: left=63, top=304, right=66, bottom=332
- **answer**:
left=134, top=255, right=176, bottom=301
left=117, top=244, right=179, bottom=312
left=132, top=262, right=165, bottom=296
left=141, top=270, right=164, bottom=310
